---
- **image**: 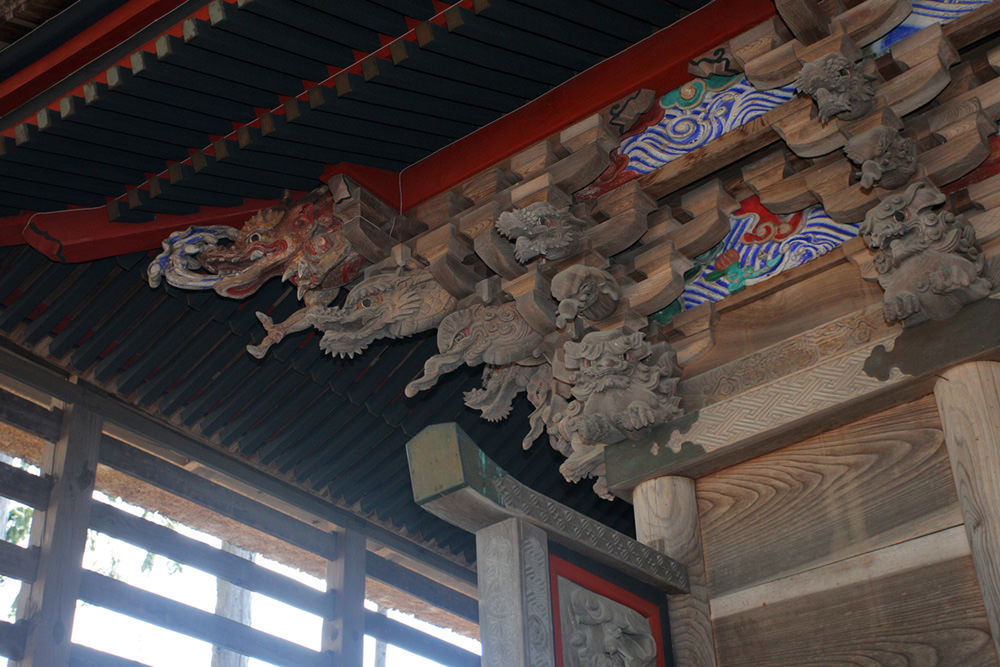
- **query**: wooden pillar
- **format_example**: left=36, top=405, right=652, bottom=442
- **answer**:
left=475, top=518, right=555, bottom=667
left=323, top=528, right=365, bottom=666
left=15, top=404, right=100, bottom=667
left=934, top=361, right=1000, bottom=658
left=633, top=476, right=716, bottom=667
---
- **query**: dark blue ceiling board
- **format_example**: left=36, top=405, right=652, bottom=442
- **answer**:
left=182, top=17, right=331, bottom=84
left=300, top=408, right=386, bottom=484
left=86, top=78, right=235, bottom=137
left=342, top=449, right=408, bottom=506
left=0, top=261, right=74, bottom=333
left=135, top=320, right=229, bottom=406
left=167, top=163, right=285, bottom=202
left=346, top=340, right=421, bottom=404
left=295, top=0, right=408, bottom=38
left=36, top=107, right=188, bottom=163
left=114, top=310, right=212, bottom=396
left=22, top=259, right=118, bottom=345
left=254, top=396, right=341, bottom=462
left=287, top=334, right=327, bottom=374
left=70, top=290, right=165, bottom=372
left=196, top=357, right=285, bottom=436
left=474, top=0, right=628, bottom=57
left=157, top=341, right=241, bottom=417
left=212, top=139, right=324, bottom=181
left=14, top=120, right=166, bottom=174
left=516, top=0, right=666, bottom=39
left=445, top=5, right=601, bottom=71
left=178, top=353, right=259, bottom=426
left=0, top=247, right=33, bottom=298
left=237, top=0, right=382, bottom=53
left=284, top=98, right=453, bottom=150
left=327, top=342, right=393, bottom=394
left=371, top=0, right=436, bottom=20
left=248, top=120, right=410, bottom=173
left=107, top=62, right=258, bottom=126
left=415, top=20, right=571, bottom=86
left=310, top=83, right=477, bottom=140
left=269, top=397, right=364, bottom=472
left=146, top=175, right=245, bottom=209
left=229, top=282, right=296, bottom=337
left=92, top=295, right=187, bottom=383
left=0, top=135, right=145, bottom=186
left=235, top=381, right=328, bottom=457
left=216, top=372, right=309, bottom=446
left=157, top=33, right=306, bottom=99
left=123, top=189, right=201, bottom=217
left=0, top=175, right=104, bottom=208
left=337, top=71, right=501, bottom=126
left=191, top=151, right=323, bottom=193
left=48, top=264, right=142, bottom=359
left=361, top=56, right=524, bottom=114
left=61, top=94, right=210, bottom=151
left=589, top=0, right=685, bottom=25
left=362, top=336, right=436, bottom=417
left=208, top=1, right=354, bottom=68
left=130, top=48, right=280, bottom=111
left=398, top=365, right=479, bottom=436
left=388, top=38, right=547, bottom=100
left=313, top=419, right=395, bottom=492
left=0, top=148, right=129, bottom=197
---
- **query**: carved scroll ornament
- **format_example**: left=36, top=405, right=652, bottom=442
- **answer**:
left=860, top=180, right=992, bottom=326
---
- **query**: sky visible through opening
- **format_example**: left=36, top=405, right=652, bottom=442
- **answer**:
left=0, top=488, right=480, bottom=666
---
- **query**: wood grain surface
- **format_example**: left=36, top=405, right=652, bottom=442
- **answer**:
left=697, top=396, right=961, bottom=597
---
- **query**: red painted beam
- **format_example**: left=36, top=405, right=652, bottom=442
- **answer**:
left=21, top=200, right=279, bottom=263
left=397, top=0, right=777, bottom=209
left=0, top=0, right=193, bottom=119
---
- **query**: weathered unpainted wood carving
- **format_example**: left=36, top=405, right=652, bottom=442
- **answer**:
left=464, top=363, right=542, bottom=422
left=794, top=53, right=877, bottom=123
left=551, top=266, right=622, bottom=329
left=558, top=577, right=656, bottom=667
left=845, top=125, right=918, bottom=190
left=405, top=302, right=544, bottom=397
left=495, top=202, right=587, bottom=263
left=860, top=181, right=992, bottom=326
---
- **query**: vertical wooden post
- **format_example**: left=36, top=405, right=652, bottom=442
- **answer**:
left=323, top=528, right=365, bottom=666
left=633, top=476, right=717, bottom=667
left=475, top=518, right=555, bottom=667
left=15, top=404, right=100, bottom=667
left=934, top=361, right=1000, bottom=658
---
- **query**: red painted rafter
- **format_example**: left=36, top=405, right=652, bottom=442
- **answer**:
left=2, top=0, right=776, bottom=262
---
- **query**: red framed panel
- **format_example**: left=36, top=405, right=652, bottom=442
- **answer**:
left=549, top=554, right=668, bottom=667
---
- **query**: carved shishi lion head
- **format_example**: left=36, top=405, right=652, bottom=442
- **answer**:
left=551, top=265, right=622, bottom=328
left=495, top=202, right=587, bottom=263
left=794, top=53, right=877, bottom=123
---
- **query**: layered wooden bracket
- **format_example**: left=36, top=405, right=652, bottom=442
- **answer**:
left=405, top=421, right=689, bottom=594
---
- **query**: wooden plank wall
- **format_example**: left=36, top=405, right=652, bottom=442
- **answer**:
left=697, top=395, right=999, bottom=665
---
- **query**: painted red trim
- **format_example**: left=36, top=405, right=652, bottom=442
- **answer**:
left=549, top=555, right=666, bottom=667
left=398, top=0, right=776, bottom=209
left=21, top=199, right=279, bottom=263
left=321, top=163, right=401, bottom=209
left=0, top=213, right=31, bottom=247
left=0, top=0, right=193, bottom=118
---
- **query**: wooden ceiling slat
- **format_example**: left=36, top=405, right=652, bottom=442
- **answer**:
left=85, top=78, right=233, bottom=137
left=147, top=174, right=244, bottom=208
left=215, top=371, right=308, bottom=445
left=124, top=188, right=201, bottom=216
left=212, top=139, right=322, bottom=180
left=0, top=260, right=74, bottom=332
left=0, top=155, right=122, bottom=195
left=132, top=318, right=228, bottom=405
left=183, top=17, right=330, bottom=83
left=337, top=70, right=501, bottom=126
left=167, top=163, right=285, bottom=201
left=362, top=55, right=523, bottom=113
left=208, top=0, right=354, bottom=68
left=478, top=0, right=629, bottom=57
left=0, top=171, right=106, bottom=207
left=178, top=352, right=260, bottom=426
left=228, top=378, right=323, bottom=453
left=247, top=120, right=411, bottom=172
left=70, top=290, right=164, bottom=371
left=389, top=38, right=547, bottom=100
left=369, top=0, right=436, bottom=20
left=0, top=186, right=72, bottom=211
left=190, top=150, right=323, bottom=193
left=0, top=133, right=144, bottom=185
left=295, top=0, right=408, bottom=37
left=92, top=295, right=187, bottom=382
left=36, top=107, right=187, bottom=162
left=132, top=48, right=278, bottom=111
left=16, top=120, right=164, bottom=172
left=22, top=259, right=118, bottom=345
left=312, top=83, right=475, bottom=139
left=416, top=19, right=571, bottom=86
left=445, top=5, right=600, bottom=71
left=236, top=0, right=381, bottom=54
left=512, top=0, right=664, bottom=41
left=47, top=264, right=140, bottom=359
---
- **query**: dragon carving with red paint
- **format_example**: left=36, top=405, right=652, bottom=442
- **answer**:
left=148, top=188, right=367, bottom=357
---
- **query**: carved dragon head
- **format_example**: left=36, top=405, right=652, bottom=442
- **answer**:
left=495, top=202, right=587, bottom=263
left=794, top=53, right=877, bottom=123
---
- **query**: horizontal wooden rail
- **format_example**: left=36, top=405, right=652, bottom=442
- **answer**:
left=0, top=619, right=26, bottom=660
left=0, top=458, right=51, bottom=509
left=78, top=569, right=329, bottom=667
left=99, top=435, right=338, bottom=561
left=0, top=539, right=38, bottom=582
left=364, top=609, right=481, bottom=667
left=367, top=552, right=478, bottom=623
left=70, top=643, right=151, bottom=667
left=0, top=387, right=61, bottom=443
left=88, top=500, right=334, bottom=618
